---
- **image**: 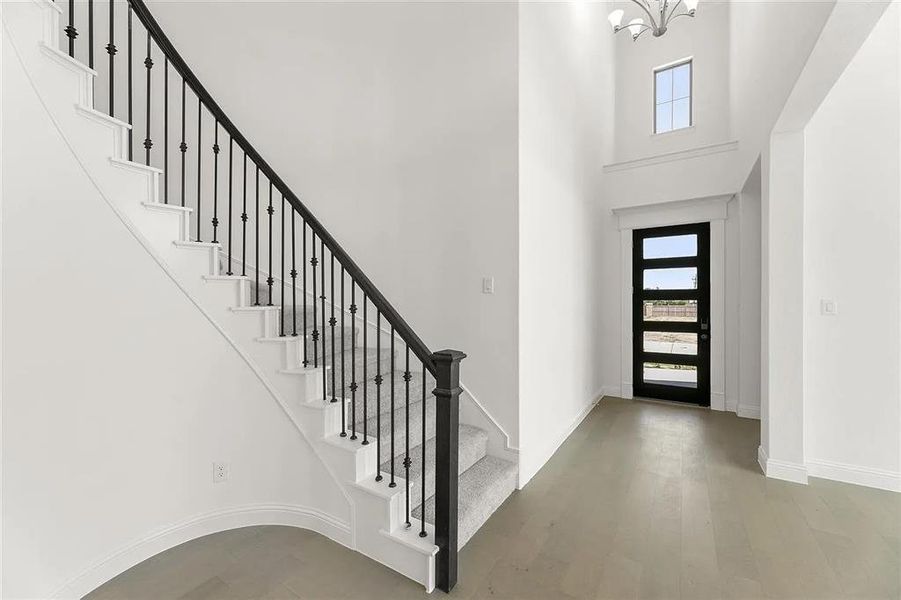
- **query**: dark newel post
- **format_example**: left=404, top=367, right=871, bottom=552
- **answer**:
left=433, top=349, right=464, bottom=593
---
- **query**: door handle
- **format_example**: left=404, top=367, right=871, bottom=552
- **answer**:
left=700, top=333, right=709, bottom=341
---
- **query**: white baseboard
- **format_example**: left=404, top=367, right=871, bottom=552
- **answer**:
left=517, top=390, right=604, bottom=488
left=725, top=394, right=739, bottom=414
left=600, top=384, right=620, bottom=398
left=760, top=447, right=900, bottom=493
left=758, top=446, right=809, bottom=485
left=807, top=459, right=901, bottom=493
left=767, top=459, right=809, bottom=484
left=736, top=404, right=760, bottom=419
left=53, top=504, right=351, bottom=599
left=710, top=391, right=726, bottom=411
left=757, top=445, right=768, bottom=475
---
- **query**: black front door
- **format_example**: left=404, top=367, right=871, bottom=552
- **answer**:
left=632, top=223, right=710, bottom=405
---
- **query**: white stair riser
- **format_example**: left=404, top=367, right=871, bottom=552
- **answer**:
left=348, top=486, right=436, bottom=592
left=143, top=204, right=193, bottom=244
left=321, top=438, right=378, bottom=483
left=158, top=247, right=214, bottom=282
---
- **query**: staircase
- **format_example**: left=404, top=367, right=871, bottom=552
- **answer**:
left=3, top=0, right=516, bottom=594
left=241, top=281, right=518, bottom=550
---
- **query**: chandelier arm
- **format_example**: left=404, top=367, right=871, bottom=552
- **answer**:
left=628, top=0, right=660, bottom=33
left=632, top=25, right=652, bottom=41
left=665, top=10, right=694, bottom=26
left=613, top=22, right=652, bottom=38
left=664, top=0, right=684, bottom=25
left=614, top=22, right=652, bottom=32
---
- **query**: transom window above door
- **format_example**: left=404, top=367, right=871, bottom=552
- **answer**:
left=655, top=59, right=692, bottom=134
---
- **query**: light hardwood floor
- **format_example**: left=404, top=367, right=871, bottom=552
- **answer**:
left=87, top=397, right=900, bottom=599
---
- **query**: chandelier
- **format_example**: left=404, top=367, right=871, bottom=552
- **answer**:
left=608, top=0, right=699, bottom=41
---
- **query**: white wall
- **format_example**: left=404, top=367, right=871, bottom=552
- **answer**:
left=803, top=4, right=901, bottom=487
left=145, top=1, right=522, bottom=447
left=729, top=1, right=835, bottom=188
left=1, top=31, right=348, bottom=598
left=762, top=129, right=807, bottom=480
left=517, top=1, right=614, bottom=485
left=725, top=195, right=741, bottom=411
left=738, top=160, right=762, bottom=419
left=725, top=161, right=762, bottom=420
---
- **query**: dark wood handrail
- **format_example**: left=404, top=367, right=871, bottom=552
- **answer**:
left=127, top=0, right=437, bottom=375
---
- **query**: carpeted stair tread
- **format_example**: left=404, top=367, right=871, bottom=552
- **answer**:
left=380, top=424, right=488, bottom=508
left=252, top=303, right=354, bottom=342
left=357, top=398, right=435, bottom=464
left=251, top=284, right=315, bottom=309
left=413, top=455, right=517, bottom=550
left=319, top=345, right=392, bottom=372
left=339, top=369, right=435, bottom=421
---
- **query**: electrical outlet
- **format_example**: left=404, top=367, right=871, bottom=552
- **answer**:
left=482, top=277, right=495, bottom=294
left=213, top=462, right=229, bottom=483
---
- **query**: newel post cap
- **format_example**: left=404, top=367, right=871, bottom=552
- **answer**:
left=432, top=349, right=467, bottom=364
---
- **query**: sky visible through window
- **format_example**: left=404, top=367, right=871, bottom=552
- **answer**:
left=655, top=61, right=691, bottom=133
left=644, top=234, right=697, bottom=258
left=643, top=234, right=698, bottom=289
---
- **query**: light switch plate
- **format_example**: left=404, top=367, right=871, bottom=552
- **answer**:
left=482, top=277, right=495, bottom=294
left=820, top=299, right=838, bottom=316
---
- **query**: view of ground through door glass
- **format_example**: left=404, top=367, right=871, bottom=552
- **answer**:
left=643, top=234, right=698, bottom=388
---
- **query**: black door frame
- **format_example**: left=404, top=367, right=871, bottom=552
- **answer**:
left=632, top=222, right=711, bottom=406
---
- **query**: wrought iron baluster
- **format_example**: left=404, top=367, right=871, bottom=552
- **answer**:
left=127, top=5, right=133, bottom=160
left=196, top=98, right=202, bottom=241
left=291, top=211, right=297, bottom=336
left=303, top=222, right=309, bottom=366
left=163, top=58, right=168, bottom=203
left=321, top=238, right=327, bottom=401
left=226, top=137, right=233, bottom=274
left=389, top=327, right=396, bottom=488
left=266, top=183, right=274, bottom=306
left=375, top=311, right=382, bottom=482
left=350, top=281, right=357, bottom=440
left=106, top=0, right=115, bottom=117
left=254, top=166, right=259, bottom=303
left=65, top=0, right=76, bottom=58
left=280, top=194, right=286, bottom=336
left=340, top=266, right=346, bottom=436
left=88, top=0, right=93, bottom=68
left=311, top=232, right=318, bottom=367
left=420, top=367, right=427, bottom=537
left=241, top=152, right=247, bottom=275
left=143, top=32, right=153, bottom=165
left=179, top=79, right=186, bottom=207
left=362, top=295, right=368, bottom=445
left=211, top=122, right=220, bottom=243
left=404, top=346, right=412, bottom=526
left=330, top=254, right=336, bottom=402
